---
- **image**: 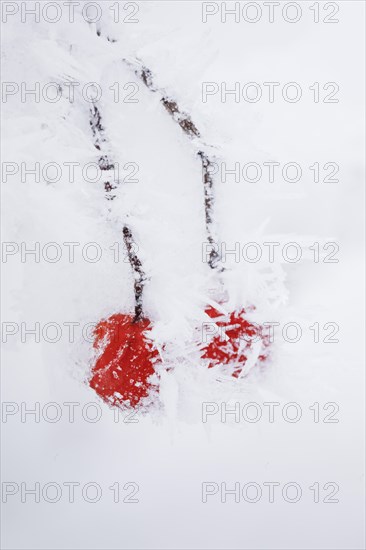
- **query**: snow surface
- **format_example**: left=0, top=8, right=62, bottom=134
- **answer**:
left=1, top=1, right=365, bottom=549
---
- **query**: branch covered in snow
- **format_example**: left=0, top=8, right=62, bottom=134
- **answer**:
left=124, top=58, right=222, bottom=271
left=122, top=225, right=146, bottom=323
left=198, top=151, right=221, bottom=271
left=89, top=100, right=146, bottom=321
left=89, top=103, right=117, bottom=199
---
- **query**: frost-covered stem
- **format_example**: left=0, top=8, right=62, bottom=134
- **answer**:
left=89, top=101, right=146, bottom=320
left=198, top=151, right=221, bottom=270
left=122, top=226, right=146, bottom=323
left=89, top=103, right=117, bottom=199
left=125, top=59, right=223, bottom=272
left=137, top=65, right=201, bottom=140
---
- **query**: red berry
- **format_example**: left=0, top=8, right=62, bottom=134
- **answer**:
left=201, top=306, right=270, bottom=377
left=89, top=313, right=160, bottom=408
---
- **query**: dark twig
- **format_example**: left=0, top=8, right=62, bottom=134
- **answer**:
left=89, top=103, right=117, bottom=198
left=122, top=226, right=146, bottom=322
left=198, top=151, right=221, bottom=270
left=161, top=98, right=201, bottom=139
left=133, top=62, right=201, bottom=140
